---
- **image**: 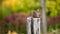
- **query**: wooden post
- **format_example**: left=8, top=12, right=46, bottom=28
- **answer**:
left=26, top=17, right=41, bottom=34
left=26, top=17, right=32, bottom=34
left=33, top=18, right=41, bottom=34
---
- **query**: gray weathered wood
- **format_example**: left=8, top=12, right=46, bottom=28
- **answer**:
left=26, top=17, right=32, bottom=34
left=26, top=17, right=41, bottom=34
left=33, top=18, right=41, bottom=34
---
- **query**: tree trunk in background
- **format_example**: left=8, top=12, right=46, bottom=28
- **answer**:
left=40, top=0, right=47, bottom=34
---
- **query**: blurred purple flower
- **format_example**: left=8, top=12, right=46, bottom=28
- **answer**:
left=12, top=20, right=18, bottom=26
left=4, top=13, right=30, bottom=26
left=5, top=16, right=12, bottom=22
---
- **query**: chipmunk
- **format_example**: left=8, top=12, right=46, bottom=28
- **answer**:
left=32, top=9, right=40, bottom=18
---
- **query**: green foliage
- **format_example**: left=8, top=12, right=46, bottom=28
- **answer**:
left=48, top=23, right=60, bottom=32
left=46, top=0, right=60, bottom=17
left=1, top=0, right=60, bottom=18
left=0, top=0, right=40, bottom=19
left=46, top=0, right=60, bottom=33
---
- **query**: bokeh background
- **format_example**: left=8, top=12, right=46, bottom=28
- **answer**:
left=0, top=0, right=60, bottom=34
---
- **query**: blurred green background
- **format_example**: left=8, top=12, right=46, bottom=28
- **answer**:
left=0, top=0, right=60, bottom=34
left=0, top=0, right=40, bottom=19
left=0, top=0, right=60, bottom=19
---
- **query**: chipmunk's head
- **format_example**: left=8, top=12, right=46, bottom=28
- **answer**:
left=32, top=10, right=40, bottom=18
